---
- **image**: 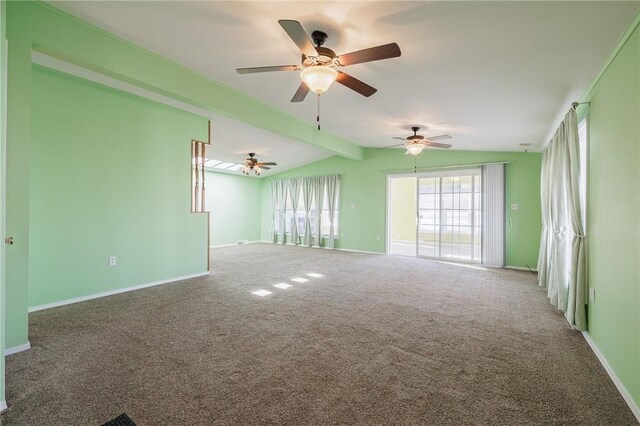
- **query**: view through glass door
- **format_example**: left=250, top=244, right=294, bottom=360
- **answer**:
left=388, top=169, right=482, bottom=263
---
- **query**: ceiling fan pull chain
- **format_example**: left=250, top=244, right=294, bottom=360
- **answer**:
left=317, top=94, right=321, bottom=131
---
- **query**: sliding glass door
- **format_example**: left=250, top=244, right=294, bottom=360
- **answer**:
left=389, top=169, right=482, bottom=263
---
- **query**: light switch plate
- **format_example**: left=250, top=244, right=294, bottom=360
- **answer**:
left=589, top=287, right=595, bottom=303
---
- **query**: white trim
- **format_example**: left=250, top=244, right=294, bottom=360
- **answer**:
left=582, top=332, right=640, bottom=422
left=334, top=247, right=383, bottom=255
left=209, top=240, right=262, bottom=249
left=505, top=265, right=538, bottom=272
left=264, top=241, right=383, bottom=256
left=28, top=272, right=209, bottom=313
left=5, top=341, right=31, bottom=356
left=0, top=400, right=7, bottom=412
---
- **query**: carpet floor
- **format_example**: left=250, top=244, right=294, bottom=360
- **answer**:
left=1, top=243, right=636, bottom=425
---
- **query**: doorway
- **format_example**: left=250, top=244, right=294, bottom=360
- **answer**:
left=387, top=169, right=482, bottom=263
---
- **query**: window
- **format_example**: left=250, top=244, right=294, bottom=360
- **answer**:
left=279, top=185, right=339, bottom=237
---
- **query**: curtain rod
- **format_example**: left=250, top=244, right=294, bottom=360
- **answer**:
left=384, top=161, right=510, bottom=175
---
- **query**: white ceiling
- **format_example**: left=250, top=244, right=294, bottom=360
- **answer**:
left=50, top=1, right=639, bottom=156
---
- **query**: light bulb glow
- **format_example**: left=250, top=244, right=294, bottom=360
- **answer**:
left=405, top=143, right=425, bottom=156
left=300, top=66, right=338, bottom=95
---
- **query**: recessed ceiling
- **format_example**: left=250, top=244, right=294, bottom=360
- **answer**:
left=50, top=1, right=639, bottom=153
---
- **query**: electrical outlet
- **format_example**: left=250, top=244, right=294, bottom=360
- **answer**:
left=351, top=204, right=356, bottom=209
left=511, top=203, right=519, bottom=210
left=376, top=235, right=381, bottom=241
left=589, top=287, right=595, bottom=303
left=109, top=256, right=117, bottom=266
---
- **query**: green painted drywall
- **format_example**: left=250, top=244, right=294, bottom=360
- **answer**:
left=16, top=2, right=363, bottom=160
left=389, top=177, right=417, bottom=242
left=585, top=23, right=640, bottom=407
left=1, top=0, right=6, bottom=407
left=3, top=0, right=361, bottom=350
left=260, top=149, right=542, bottom=268
left=5, top=0, right=31, bottom=349
left=205, top=171, right=262, bottom=246
left=28, top=65, right=208, bottom=308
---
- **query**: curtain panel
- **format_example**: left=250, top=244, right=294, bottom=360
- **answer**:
left=270, top=175, right=339, bottom=249
left=537, top=107, right=587, bottom=330
left=302, top=179, right=315, bottom=246
left=288, top=179, right=302, bottom=244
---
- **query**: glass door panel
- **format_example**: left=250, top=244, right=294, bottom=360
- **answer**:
left=417, top=171, right=482, bottom=263
left=418, top=177, right=440, bottom=257
left=389, top=171, right=481, bottom=263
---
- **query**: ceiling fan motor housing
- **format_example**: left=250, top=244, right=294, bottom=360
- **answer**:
left=302, top=46, right=337, bottom=68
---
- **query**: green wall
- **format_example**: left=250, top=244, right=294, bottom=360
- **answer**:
left=3, top=0, right=363, bottom=350
left=28, top=65, right=208, bottom=308
left=206, top=171, right=262, bottom=246
left=1, top=0, right=6, bottom=408
left=260, top=149, right=542, bottom=268
left=584, top=23, right=640, bottom=407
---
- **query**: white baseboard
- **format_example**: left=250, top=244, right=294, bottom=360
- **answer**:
left=210, top=240, right=263, bottom=249
left=334, top=247, right=384, bottom=255
left=28, top=272, right=209, bottom=313
left=582, top=332, right=640, bottom=422
left=268, top=241, right=383, bottom=256
left=506, top=265, right=538, bottom=272
left=0, top=400, right=7, bottom=412
left=5, top=341, right=31, bottom=356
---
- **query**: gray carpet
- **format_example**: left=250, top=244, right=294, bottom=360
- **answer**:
left=1, top=243, right=636, bottom=425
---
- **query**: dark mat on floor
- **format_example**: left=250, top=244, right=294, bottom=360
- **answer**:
left=101, top=413, right=136, bottom=426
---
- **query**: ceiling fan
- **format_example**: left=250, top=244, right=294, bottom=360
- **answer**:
left=236, top=20, right=401, bottom=102
left=383, top=127, right=453, bottom=156
left=243, top=153, right=277, bottom=176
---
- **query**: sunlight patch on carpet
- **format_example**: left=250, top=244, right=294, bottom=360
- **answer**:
left=273, top=283, right=292, bottom=289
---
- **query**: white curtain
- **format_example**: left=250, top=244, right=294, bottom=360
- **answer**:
left=482, top=164, right=505, bottom=267
left=326, top=175, right=340, bottom=248
left=288, top=179, right=301, bottom=244
left=313, top=176, right=326, bottom=247
left=270, top=180, right=280, bottom=243
left=537, top=107, right=587, bottom=330
left=277, top=180, right=287, bottom=244
left=302, top=178, right=315, bottom=246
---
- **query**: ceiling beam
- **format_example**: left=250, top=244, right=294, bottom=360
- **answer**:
left=16, top=1, right=364, bottom=160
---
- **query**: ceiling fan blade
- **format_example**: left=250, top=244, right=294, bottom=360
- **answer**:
left=291, top=82, right=310, bottom=102
left=392, top=137, right=407, bottom=141
left=278, top=20, right=318, bottom=58
left=426, top=142, right=452, bottom=149
left=337, top=43, right=401, bottom=66
left=336, top=72, right=377, bottom=97
left=426, top=134, right=452, bottom=142
left=258, top=162, right=278, bottom=166
left=377, top=143, right=405, bottom=149
left=260, top=166, right=271, bottom=170
left=236, top=65, right=300, bottom=74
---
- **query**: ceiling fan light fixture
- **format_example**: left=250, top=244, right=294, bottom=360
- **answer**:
left=300, top=66, right=338, bottom=95
left=405, top=143, right=425, bottom=156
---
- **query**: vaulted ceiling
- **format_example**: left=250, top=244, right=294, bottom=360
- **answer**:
left=49, top=1, right=639, bottom=169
